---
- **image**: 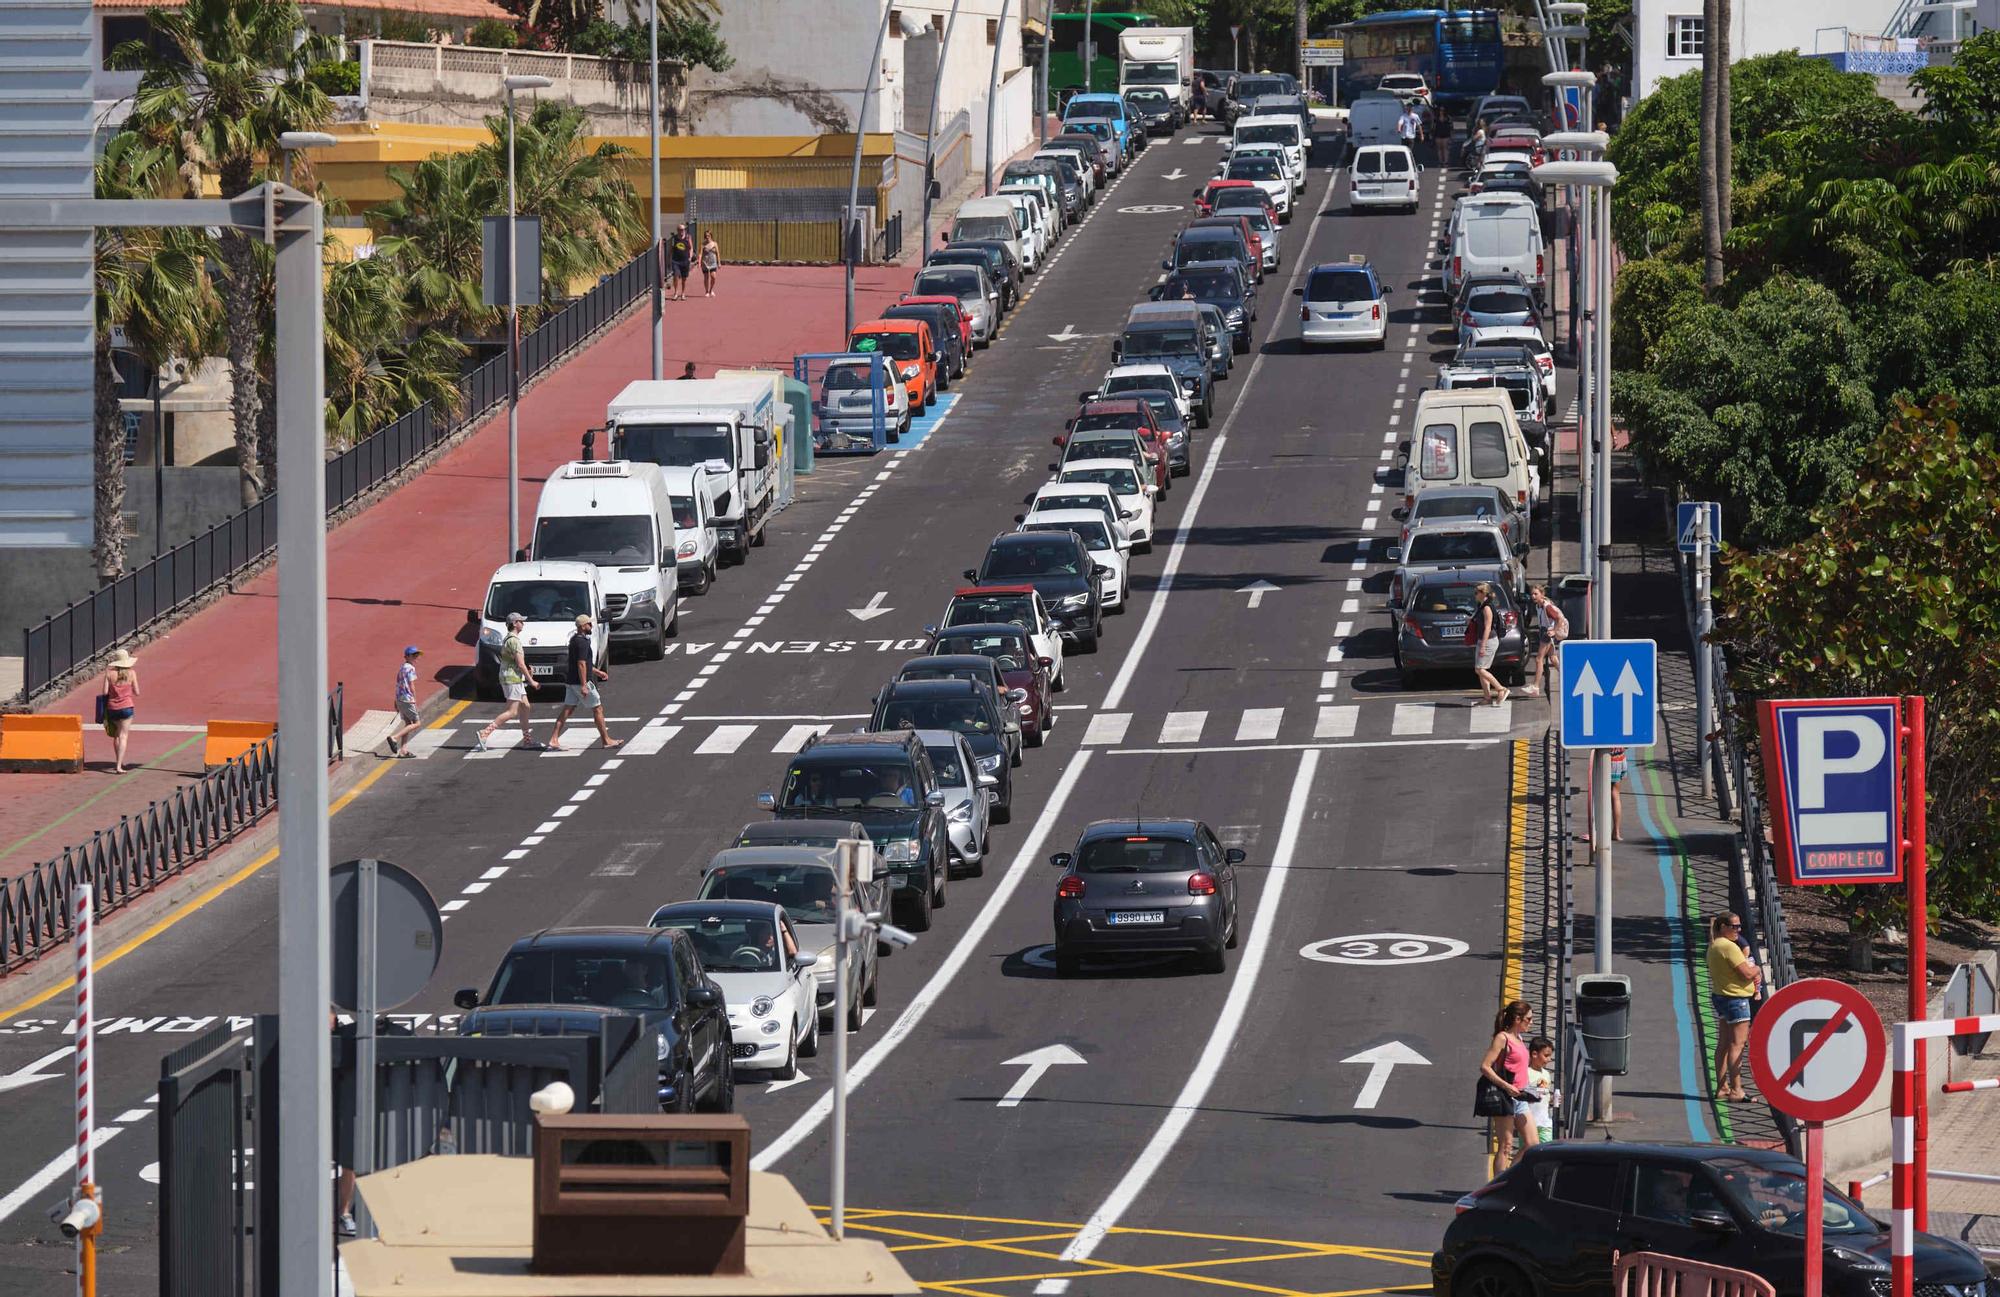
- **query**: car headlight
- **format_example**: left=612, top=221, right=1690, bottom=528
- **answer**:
left=627, top=588, right=656, bottom=608
left=902, top=363, right=921, bottom=378
left=479, top=625, right=503, bottom=646
left=1057, top=593, right=1090, bottom=610
left=750, top=996, right=773, bottom=1018
left=1168, top=431, right=1186, bottom=449
left=949, top=801, right=973, bottom=823
left=1826, top=1248, right=1889, bottom=1275
left=977, top=753, right=1003, bottom=774
left=676, top=540, right=697, bottom=558
left=656, top=1032, right=670, bottom=1061
left=1225, top=308, right=1245, bottom=325
left=881, top=838, right=919, bottom=862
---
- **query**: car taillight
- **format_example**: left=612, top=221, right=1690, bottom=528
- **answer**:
left=1300, top=304, right=1310, bottom=322
left=1518, top=488, right=1528, bottom=507
left=1452, top=256, right=1462, bottom=280
left=1455, top=1181, right=1506, bottom=1214
left=1058, top=876, right=1087, bottom=899
left=1372, top=303, right=1382, bottom=321
left=1502, top=611, right=1518, bottom=633
left=1187, top=871, right=1218, bottom=896
left=1461, top=311, right=1474, bottom=326
left=1536, top=253, right=1544, bottom=278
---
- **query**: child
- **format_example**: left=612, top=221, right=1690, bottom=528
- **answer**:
left=1524, top=1035, right=1558, bottom=1144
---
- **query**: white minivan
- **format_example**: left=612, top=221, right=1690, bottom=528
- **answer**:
left=1232, top=115, right=1307, bottom=191
left=1350, top=144, right=1420, bottom=213
left=528, top=460, right=679, bottom=658
left=659, top=464, right=724, bottom=596
left=475, top=560, right=607, bottom=697
left=1446, top=193, right=1546, bottom=297
left=1397, top=389, right=1541, bottom=519
left=951, top=196, right=1031, bottom=275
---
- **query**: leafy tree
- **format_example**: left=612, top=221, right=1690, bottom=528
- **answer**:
left=1609, top=255, right=1699, bottom=372
left=109, top=0, right=335, bottom=508
left=1714, top=396, right=2000, bottom=926
left=323, top=252, right=465, bottom=447
left=468, top=102, right=646, bottom=302
left=1910, top=31, right=2000, bottom=139
left=568, top=14, right=733, bottom=73
left=371, top=151, right=499, bottom=339
left=467, top=18, right=521, bottom=49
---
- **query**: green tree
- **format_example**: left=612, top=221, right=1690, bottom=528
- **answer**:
left=1714, top=397, right=2000, bottom=926
left=371, top=151, right=499, bottom=339
left=109, top=0, right=336, bottom=508
left=470, top=102, right=646, bottom=302
left=322, top=252, right=466, bottom=447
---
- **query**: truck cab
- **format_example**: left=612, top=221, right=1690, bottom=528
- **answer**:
left=474, top=561, right=607, bottom=696
left=603, top=377, right=784, bottom=564
left=529, top=460, right=679, bottom=659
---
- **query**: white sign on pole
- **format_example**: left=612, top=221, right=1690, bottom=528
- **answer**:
left=1300, top=38, right=1346, bottom=66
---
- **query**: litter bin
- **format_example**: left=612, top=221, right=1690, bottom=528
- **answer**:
left=1575, top=973, right=1632, bottom=1076
left=1557, top=574, right=1591, bottom=640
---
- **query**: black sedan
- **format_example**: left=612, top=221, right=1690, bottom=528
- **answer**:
left=931, top=243, right=1021, bottom=310
left=1050, top=819, right=1243, bottom=976
left=965, top=531, right=1105, bottom=654
left=1153, top=260, right=1257, bottom=354
left=1434, top=1141, right=1990, bottom=1297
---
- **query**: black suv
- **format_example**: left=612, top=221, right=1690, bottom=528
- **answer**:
left=965, top=531, right=1104, bottom=654
left=870, top=678, right=1013, bottom=822
left=760, top=730, right=950, bottom=931
left=1433, top=1141, right=1988, bottom=1297
left=453, top=926, right=734, bottom=1114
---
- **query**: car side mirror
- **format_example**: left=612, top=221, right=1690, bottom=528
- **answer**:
left=1689, top=1209, right=1734, bottom=1234
left=685, top=985, right=721, bottom=1009
left=1162, top=259, right=1173, bottom=270
left=1049, top=852, right=1074, bottom=869
left=1386, top=546, right=1402, bottom=562
left=599, top=604, right=614, bottom=620
left=1092, top=564, right=1112, bottom=579
left=1054, top=435, right=1067, bottom=447
left=1039, top=656, right=1054, bottom=669
left=1514, top=541, right=1530, bottom=557
left=757, top=791, right=776, bottom=809
left=963, top=569, right=979, bottom=582
left=1292, top=287, right=1304, bottom=296
left=926, top=790, right=946, bottom=807
left=1224, top=847, right=1246, bottom=865
left=794, top=951, right=821, bottom=971
left=453, top=987, right=480, bottom=1010
left=1391, top=508, right=1408, bottom=521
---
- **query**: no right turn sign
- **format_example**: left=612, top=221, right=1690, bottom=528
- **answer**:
left=1747, top=978, right=1886, bottom=1123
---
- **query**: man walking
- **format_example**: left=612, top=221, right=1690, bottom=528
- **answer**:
left=385, top=645, right=423, bottom=757
left=1397, top=101, right=1426, bottom=163
left=551, top=614, right=620, bottom=751
left=669, top=223, right=694, bottom=301
left=476, top=612, right=541, bottom=751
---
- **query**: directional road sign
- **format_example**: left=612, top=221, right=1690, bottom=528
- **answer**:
left=1676, top=501, right=1723, bottom=554
left=1559, top=639, right=1658, bottom=749
left=1758, top=698, right=1904, bottom=885
left=1300, top=38, right=1345, bottom=66
left=1747, top=978, right=1885, bottom=1123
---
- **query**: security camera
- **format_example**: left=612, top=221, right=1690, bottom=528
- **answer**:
left=55, top=1196, right=100, bottom=1239
left=875, top=922, right=918, bottom=951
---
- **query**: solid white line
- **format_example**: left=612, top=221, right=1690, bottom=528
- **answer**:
left=1058, top=750, right=1320, bottom=1265
left=1107, top=735, right=1507, bottom=756
left=0, top=1128, right=122, bottom=1225
left=752, top=751, right=1097, bottom=1170
left=1099, top=169, right=1337, bottom=712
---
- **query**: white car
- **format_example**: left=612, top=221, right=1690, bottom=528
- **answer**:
left=1349, top=144, right=1421, bottom=213
left=1465, top=325, right=1557, bottom=399
left=1093, top=361, right=1192, bottom=425
left=650, top=900, right=820, bottom=1079
left=1298, top=261, right=1390, bottom=349
left=919, top=729, right=993, bottom=870
left=1020, top=509, right=1129, bottom=612
left=1028, top=481, right=1136, bottom=548
left=1378, top=73, right=1433, bottom=110
left=658, top=464, right=723, bottom=595
left=1059, top=458, right=1155, bottom=554
left=1220, top=150, right=1292, bottom=219
left=1225, top=141, right=1302, bottom=197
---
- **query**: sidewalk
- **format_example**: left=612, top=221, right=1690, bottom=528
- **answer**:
left=0, top=261, right=912, bottom=885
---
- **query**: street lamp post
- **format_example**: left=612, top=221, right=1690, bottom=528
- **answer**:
left=650, top=0, right=663, bottom=381
left=985, top=0, right=1013, bottom=196
left=919, top=6, right=959, bottom=259
left=1542, top=72, right=1598, bottom=579
left=844, top=3, right=897, bottom=339
left=1084, top=0, right=1097, bottom=92
left=502, top=75, right=552, bottom=562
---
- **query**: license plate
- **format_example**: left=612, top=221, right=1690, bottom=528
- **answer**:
left=1107, top=910, right=1165, bottom=926
left=529, top=664, right=556, bottom=677
left=1438, top=621, right=1467, bottom=637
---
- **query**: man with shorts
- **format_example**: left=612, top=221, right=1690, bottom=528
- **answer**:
left=476, top=612, right=541, bottom=751
left=669, top=223, right=694, bottom=301
left=551, top=614, right=620, bottom=751
left=385, top=645, right=423, bottom=757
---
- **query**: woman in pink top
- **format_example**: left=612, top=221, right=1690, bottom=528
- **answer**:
left=101, top=648, right=140, bottom=773
left=1480, top=999, right=1538, bottom=1175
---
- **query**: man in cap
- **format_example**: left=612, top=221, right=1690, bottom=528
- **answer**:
left=385, top=644, right=424, bottom=757
left=476, top=611, right=542, bottom=751
left=550, top=613, right=620, bottom=751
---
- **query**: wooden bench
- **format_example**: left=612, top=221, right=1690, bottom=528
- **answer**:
left=0, top=714, right=85, bottom=773
left=203, top=720, right=275, bottom=770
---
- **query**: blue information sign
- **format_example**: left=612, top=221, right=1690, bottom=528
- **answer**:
left=1757, top=698, right=1904, bottom=885
left=1558, top=639, right=1658, bottom=749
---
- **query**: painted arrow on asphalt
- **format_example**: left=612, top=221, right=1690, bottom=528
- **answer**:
left=1048, top=323, right=1083, bottom=343
left=764, top=1069, right=811, bottom=1095
left=1343, top=1041, right=1430, bottom=1109
left=1162, top=167, right=1187, bottom=181
left=1238, top=579, right=1279, bottom=608
left=997, top=1043, right=1085, bottom=1107
left=1613, top=661, right=1644, bottom=733
left=1571, top=660, right=1602, bottom=734
left=847, top=591, right=894, bottom=622
left=0, top=1046, right=75, bottom=1095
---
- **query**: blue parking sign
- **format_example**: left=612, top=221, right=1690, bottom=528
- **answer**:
left=1758, top=698, right=1904, bottom=885
left=1558, top=640, right=1657, bottom=749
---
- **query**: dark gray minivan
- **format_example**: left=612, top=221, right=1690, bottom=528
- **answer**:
left=1114, top=302, right=1215, bottom=426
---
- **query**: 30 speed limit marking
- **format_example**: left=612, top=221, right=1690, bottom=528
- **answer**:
left=1300, top=933, right=1468, bottom=966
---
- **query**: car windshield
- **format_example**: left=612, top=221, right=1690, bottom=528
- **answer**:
left=947, top=594, right=1033, bottom=627
left=1071, top=412, right=1144, bottom=435
left=1063, top=466, right=1140, bottom=493
left=1308, top=269, right=1375, bottom=303
left=1210, top=188, right=1269, bottom=214
left=655, top=915, right=781, bottom=973
left=953, top=217, right=1014, bottom=242
left=1170, top=268, right=1240, bottom=298
left=1036, top=493, right=1116, bottom=522
left=1068, top=438, right=1141, bottom=464
left=1066, top=100, right=1120, bottom=120
left=1106, top=374, right=1171, bottom=397
left=1133, top=393, right=1183, bottom=425
left=1407, top=531, right=1504, bottom=563
left=484, top=579, right=591, bottom=623
left=617, top=423, right=734, bottom=469
left=1228, top=156, right=1281, bottom=180
left=913, top=269, right=981, bottom=298
left=924, top=744, right=968, bottom=785
left=782, top=760, right=920, bottom=812
left=1468, top=288, right=1535, bottom=315
left=670, top=495, right=698, bottom=528
left=1409, top=581, right=1503, bottom=616
left=1176, top=237, right=1239, bottom=266
left=934, top=632, right=1029, bottom=668
left=486, top=949, right=672, bottom=1010
left=1414, top=495, right=1506, bottom=525
left=532, top=515, right=653, bottom=565
left=1028, top=519, right=1113, bottom=551
left=697, top=866, right=837, bottom=925
left=1075, top=835, right=1198, bottom=874
left=1704, top=1159, right=1875, bottom=1236
left=1071, top=121, right=1114, bottom=140
left=853, top=331, right=922, bottom=360
left=1123, top=328, right=1199, bottom=358
left=1235, top=77, right=1286, bottom=99
left=878, top=698, right=994, bottom=732
left=1238, top=124, right=1297, bottom=146
left=984, top=540, right=1083, bottom=578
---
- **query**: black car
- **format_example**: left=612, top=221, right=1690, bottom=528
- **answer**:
left=1224, top=74, right=1291, bottom=124
left=965, top=531, right=1105, bottom=653
left=892, top=654, right=1028, bottom=758
left=1125, top=87, right=1182, bottom=134
left=453, top=926, right=734, bottom=1114
left=760, top=729, right=950, bottom=931
left=883, top=301, right=967, bottom=386
left=869, top=678, right=1014, bottom=824
left=1049, top=819, right=1243, bottom=976
left=1165, top=227, right=1257, bottom=286
left=1433, top=1141, right=1989, bottom=1297
left=929, top=245, right=1020, bottom=312
left=1153, top=260, right=1257, bottom=353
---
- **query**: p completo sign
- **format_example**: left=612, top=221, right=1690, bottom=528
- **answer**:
left=1758, top=697, right=1903, bottom=885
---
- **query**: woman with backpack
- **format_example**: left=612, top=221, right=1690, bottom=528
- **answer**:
left=1469, top=581, right=1508, bottom=706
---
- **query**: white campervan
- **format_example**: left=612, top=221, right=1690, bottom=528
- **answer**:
left=658, top=464, right=723, bottom=596
left=528, top=460, right=679, bottom=658
left=1398, top=389, right=1541, bottom=520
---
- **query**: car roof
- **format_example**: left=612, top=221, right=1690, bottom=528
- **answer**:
left=1108, top=361, right=1174, bottom=376
left=1205, top=178, right=1257, bottom=190
left=1415, top=485, right=1514, bottom=504
left=1180, top=259, right=1245, bottom=275
left=990, top=530, right=1081, bottom=549
left=1035, top=480, right=1114, bottom=495
left=906, top=654, right=1002, bottom=674
left=651, top=899, right=783, bottom=922
left=1127, top=301, right=1203, bottom=321
left=1410, top=564, right=1516, bottom=589
left=852, top=318, right=924, bottom=334
left=1519, top=1141, right=1790, bottom=1165
left=1079, top=396, right=1149, bottom=413
left=1407, top=516, right=1508, bottom=535
left=1024, top=509, right=1110, bottom=526
left=899, top=294, right=965, bottom=309
left=735, top=817, right=869, bottom=842
left=791, top=730, right=921, bottom=754
left=705, top=845, right=838, bottom=872
left=933, top=621, right=1030, bottom=639
left=915, top=728, right=971, bottom=753
left=1470, top=325, right=1547, bottom=343
left=1077, top=818, right=1200, bottom=842
left=1062, top=457, right=1142, bottom=474
left=508, top=926, right=681, bottom=950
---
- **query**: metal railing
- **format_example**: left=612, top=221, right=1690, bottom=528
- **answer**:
left=880, top=211, right=905, bottom=262
left=22, top=244, right=659, bottom=700
left=1550, top=731, right=1596, bottom=1140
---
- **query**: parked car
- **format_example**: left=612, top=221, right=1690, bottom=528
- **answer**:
left=690, top=845, right=883, bottom=1031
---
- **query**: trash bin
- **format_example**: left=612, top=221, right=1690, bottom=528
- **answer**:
left=1575, top=973, right=1632, bottom=1076
left=1557, top=574, right=1591, bottom=640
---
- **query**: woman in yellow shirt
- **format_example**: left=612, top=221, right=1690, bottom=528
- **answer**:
left=1707, top=913, right=1761, bottom=1101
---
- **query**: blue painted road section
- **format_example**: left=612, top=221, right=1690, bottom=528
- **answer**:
left=1628, top=759, right=1718, bottom=1144
left=899, top=391, right=958, bottom=450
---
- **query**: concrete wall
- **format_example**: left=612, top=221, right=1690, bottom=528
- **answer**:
left=1632, top=0, right=1901, bottom=100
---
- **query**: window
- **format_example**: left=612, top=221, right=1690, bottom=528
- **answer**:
left=1468, top=421, right=1510, bottom=479
left=1418, top=424, right=1458, bottom=480
left=1629, top=1164, right=1718, bottom=1226
left=1667, top=15, right=1704, bottom=57
left=986, top=18, right=998, bottom=43
left=1545, top=1159, right=1623, bottom=1211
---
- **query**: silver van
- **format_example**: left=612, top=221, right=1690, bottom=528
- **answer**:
left=1445, top=193, right=1545, bottom=298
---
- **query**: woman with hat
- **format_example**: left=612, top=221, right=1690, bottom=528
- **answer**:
left=101, top=649, right=140, bottom=773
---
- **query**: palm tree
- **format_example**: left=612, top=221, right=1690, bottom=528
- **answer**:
left=92, top=134, right=222, bottom=581
left=109, top=0, right=335, bottom=508
left=323, top=252, right=466, bottom=448
left=471, top=102, right=646, bottom=308
left=371, top=151, right=498, bottom=339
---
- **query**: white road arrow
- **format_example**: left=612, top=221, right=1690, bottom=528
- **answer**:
left=1342, top=1041, right=1430, bottom=1109
left=0, top=1046, right=75, bottom=1095
left=1613, top=661, right=1644, bottom=734
left=1570, top=660, right=1602, bottom=735
left=1047, top=323, right=1082, bottom=343
left=1162, top=167, right=1187, bottom=181
left=847, top=591, right=894, bottom=622
left=764, top=1069, right=811, bottom=1095
left=997, top=1043, right=1086, bottom=1108
left=1238, top=579, right=1280, bottom=609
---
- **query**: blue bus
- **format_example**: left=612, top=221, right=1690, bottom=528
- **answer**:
left=1331, top=8, right=1503, bottom=115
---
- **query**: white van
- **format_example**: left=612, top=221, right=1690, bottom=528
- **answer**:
left=998, top=184, right=1056, bottom=254
left=528, top=460, right=679, bottom=658
left=1346, top=94, right=1404, bottom=150
left=1446, top=193, right=1545, bottom=297
left=658, top=464, right=723, bottom=596
left=951, top=196, right=1030, bottom=275
left=1350, top=144, right=1420, bottom=212
left=994, top=187, right=1049, bottom=264
left=475, top=560, right=606, bottom=697
left=1397, top=389, right=1541, bottom=519
left=1232, top=115, right=1306, bottom=190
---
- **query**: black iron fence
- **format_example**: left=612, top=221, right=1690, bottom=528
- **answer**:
left=159, top=1024, right=253, bottom=1297
left=22, top=245, right=659, bottom=700
left=879, top=211, right=904, bottom=262
left=1549, top=731, right=1597, bottom=1141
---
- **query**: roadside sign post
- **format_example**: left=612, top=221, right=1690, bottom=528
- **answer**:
left=1749, top=978, right=1887, bottom=1297
left=331, top=858, right=443, bottom=1187
left=1230, top=23, right=1241, bottom=72
left=1676, top=502, right=1721, bottom=797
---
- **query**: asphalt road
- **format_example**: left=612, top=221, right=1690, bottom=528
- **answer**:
left=0, top=122, right=1549, bottom=1296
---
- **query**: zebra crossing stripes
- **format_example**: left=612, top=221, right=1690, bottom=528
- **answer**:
left=623, top=723, right=682, bottom=756
left=771, top=723, right=828, bottom=753
left=1236, top=708, right=1284, bottom=742
left=1314, top=705, right=1358, bottom=739
left=1081, top=713, right=1132, bottom=746
left=1159, top=711, right=1208, bottom=743
left=1468, top=701, right=1514, bottom=733
left=695, top=724, right=757, bottom=755
left=1080, top=701, right=1534, bottom=748
left=1390, top=703, right=1435, bottom=736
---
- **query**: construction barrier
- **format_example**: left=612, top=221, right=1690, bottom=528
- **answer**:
left=1891, top=1012, right=2000, bottom=1286
left=202, top=720, right=275, bottom=771
left=1614, top=1251, right=1775, bottom=1297
left=0, top=713, right=85, bottom=773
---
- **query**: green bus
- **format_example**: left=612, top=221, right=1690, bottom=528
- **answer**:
left=1048, top=10, right=1159, bottom=104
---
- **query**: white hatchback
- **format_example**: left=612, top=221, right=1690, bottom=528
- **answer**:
left=1058, top=458, right=1156, bottom=553
left=650, top=901, right=820, bottom=1079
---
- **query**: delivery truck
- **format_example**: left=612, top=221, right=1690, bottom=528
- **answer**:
left=600, top=377, right=786, bottom=564
left=1118, top=26, right=1195, bottom=117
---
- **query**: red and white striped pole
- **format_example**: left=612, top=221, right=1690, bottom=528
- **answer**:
left=1940, top=1077, right=2000, bottom=1093
left=1889, top=1020, right=1916, bottom=1297
left=74, top=882, right=97, bottom=1297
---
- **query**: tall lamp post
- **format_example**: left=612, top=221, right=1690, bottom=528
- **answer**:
left=1535, top=155, right=1618, bottom=1118
left=1542, top=71, right=1598, bottom=576
left=649, top=0, right=663, bottom=381
left=502, top=74, right=552, bottom=561
left=984, top=0, right=1013, bottom=195
left=844, top=3, right=897, bottom=339
left=919, top=6, right=958, bottom=258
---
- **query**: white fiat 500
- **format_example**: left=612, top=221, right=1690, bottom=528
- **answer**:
left=648, top=900, right=820, bottom=1080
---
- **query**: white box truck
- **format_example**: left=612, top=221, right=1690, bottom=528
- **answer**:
left=602, top=376, right=784, bottom=564
left=1118, top=26, right=1195, bottom=116
left=528, top=460, right=679, bottom=658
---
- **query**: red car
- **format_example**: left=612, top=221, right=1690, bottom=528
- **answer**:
left=1194, top=177, right=1260, bottom=217
left=925, top=606, right=1056, bottom=743
left=897, top=293, right=973, bottom=352
left=1056, top=398, right=1169, bottom=492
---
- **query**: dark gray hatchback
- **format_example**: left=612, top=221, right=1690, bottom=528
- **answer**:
left=1050, top=819, right=1243, bottom=976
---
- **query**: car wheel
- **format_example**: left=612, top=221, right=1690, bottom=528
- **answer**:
left=645, top=624, right=666, bottom=660
left=771, top=1034, right=798, bottom=1081
left=1455, top=1261, right=1533, bottom=1297
left=663, top=1067, right=694, bottom=1114
left=993, top=796, right=1012, bottom=826
left=1025, top=720, right=1044, bottom=749
left=1200, top=942, right=1227, bottom=974
left=863, top=961, right=879, bottom=1006
left=700, top=559, right=716, bottom=595
left=702, top=1051, right=735, bottom=1112
left=847, top=987, right=864, bottom=1032
left=799, top=1009, right=820, bottom=1058
left=903, top=879, right=934, bottom=932
left=932, top=856, right=947, bottom=908
left=1055, top=948, right=1081, bottom=978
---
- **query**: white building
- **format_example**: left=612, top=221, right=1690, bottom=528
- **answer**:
left=1629, top=0, right=1908, bottom=101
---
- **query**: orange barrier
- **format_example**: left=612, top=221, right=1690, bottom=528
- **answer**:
left=0, top=714, right=86, bottom=773
left=1615, top=1251, right=1775, bottom=1297
left=203, top=720, right=275, bottom=770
